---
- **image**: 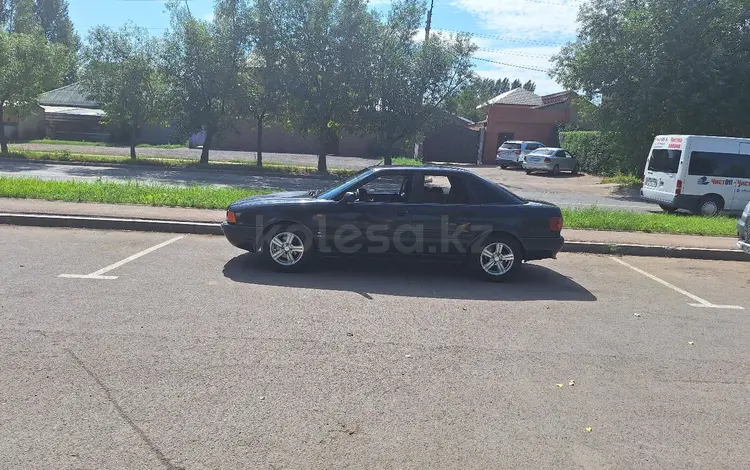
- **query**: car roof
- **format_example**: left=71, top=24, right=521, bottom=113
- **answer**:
left=533, top=147, right=563, bottom=151
left=369, top=165, right=474, bottom=175
left=504, top=140, right=542, bottom=144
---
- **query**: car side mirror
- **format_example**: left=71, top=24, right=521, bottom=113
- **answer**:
left=341, top=191, right=357, bottom=203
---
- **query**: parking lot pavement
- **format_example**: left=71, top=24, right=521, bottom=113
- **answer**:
left=1, top=226, right=748, bottom=469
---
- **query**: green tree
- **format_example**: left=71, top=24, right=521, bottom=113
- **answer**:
left=162, top=0, right=251, bottom=164
left=243, top=0, right=285, bottom=167
left=366, top=0, right=477, bottom=164
left=0, top=30, right=68, bottom=152
left=522, top=79, right=536, bottom=92
left=552, top=0, right=750, bottom=172
left=511, top=78, right=522, bottom=89
left=278, top=0, right=379, bottom=172
left=81, top=23, right=167, bottom=159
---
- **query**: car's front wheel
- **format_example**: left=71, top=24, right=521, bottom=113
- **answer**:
left=262, top=225, right=313, bottom=272
left=471, top=235, right=522, bottom=282
left=500, top=164, right=508, bottom=169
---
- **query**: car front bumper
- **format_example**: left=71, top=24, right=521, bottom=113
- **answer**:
left=738, top=240, right=750, bottom=255
left=222, top=222, right=260, bottom=251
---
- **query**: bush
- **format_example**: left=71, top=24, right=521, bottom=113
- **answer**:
left=560, top=131, right=643, bottom=176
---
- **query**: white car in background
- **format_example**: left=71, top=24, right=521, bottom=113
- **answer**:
left=496, top=141, right=545, bottom=169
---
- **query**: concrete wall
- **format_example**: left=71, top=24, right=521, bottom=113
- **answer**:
left=482, top=105, right=571, bottom=164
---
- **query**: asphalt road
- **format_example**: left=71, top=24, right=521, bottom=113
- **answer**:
left=0, top=159, right=657, bottom=212
left=1, top=225, right=748, bottom=469
left=11, top=143, right=375, bottom=170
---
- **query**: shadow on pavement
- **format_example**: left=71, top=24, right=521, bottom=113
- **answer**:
left=223, top=254, right=597, bottom=302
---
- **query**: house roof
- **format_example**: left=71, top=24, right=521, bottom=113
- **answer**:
left=538, top=91, right=572, bottom=108
left=39, top=83, right=97, bottom=108
left=479, top=88, right=543, bottom=108
left=41, top=105, right=105, bottom=117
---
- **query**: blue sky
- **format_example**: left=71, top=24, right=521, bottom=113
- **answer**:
left=69, top=0, right=582, bottom=94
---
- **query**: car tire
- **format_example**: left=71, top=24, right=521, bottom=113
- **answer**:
left=697, top=195, right=724, bottom=217
left=550, top=165, right=560, bottom=176
left=262, top=223, right=315, bottom=272
left=525, top=170, right=532, bottom=175
left=659, top=204, right=678, bottom=214
left=470, top=234, right=523, bottom=282
left=571, top=164, right=580, bottom=175
left=500, top=164, right=508, bottom=169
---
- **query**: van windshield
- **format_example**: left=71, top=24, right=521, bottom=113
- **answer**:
left=647, top=149, right=681, bottom=173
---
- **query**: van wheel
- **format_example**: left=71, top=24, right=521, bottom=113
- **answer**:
left=659, top=204, right=678, bottom=214
left=697, top=195, right=724, bottom=217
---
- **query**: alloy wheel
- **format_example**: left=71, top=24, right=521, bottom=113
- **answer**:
left=480, top=242, right=515, bottom=276
left=268, top=232, right=305, bottom=266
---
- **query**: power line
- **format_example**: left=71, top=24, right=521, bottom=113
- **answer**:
left=441, top=29, right=567, bottom=47
left=472, top=57, right=550, bottom=73
left=477, top=48, right=555, bottom=59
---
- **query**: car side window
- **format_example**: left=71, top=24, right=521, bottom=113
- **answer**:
left=555, top=150, right=566, bottom=158
left=416, top=175, right=471, bottom=204
left=565, top=151, right=574, bottom=159
left=354, top=174, right=409, bottom=203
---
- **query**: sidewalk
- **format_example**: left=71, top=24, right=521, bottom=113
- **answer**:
left=1, top=198, right=741, bottom=254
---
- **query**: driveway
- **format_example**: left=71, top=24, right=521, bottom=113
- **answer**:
left=1, top=225, right=748, bottom=469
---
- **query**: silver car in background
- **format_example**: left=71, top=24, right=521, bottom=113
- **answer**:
left=738, top=201, right=750, bottom=254
left=496, top=141, right=545, bottom=169
left=523, top=147, right=581, bottom=176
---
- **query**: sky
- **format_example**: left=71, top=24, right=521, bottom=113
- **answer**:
left=68, top=0, right=583, bottom=95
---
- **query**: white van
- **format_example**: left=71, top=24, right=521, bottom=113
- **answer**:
left=641, top=135, right=750, bottom=216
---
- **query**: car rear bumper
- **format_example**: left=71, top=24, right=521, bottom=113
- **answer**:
left=523, top=162, right=555, bottom=171
left=640, top=190, right=700, bottom=211
left=497, top=156, right=522, bottom=166
left=523, top=236, right=565, bottom=261
left=222, top=222, right=259, bottom=251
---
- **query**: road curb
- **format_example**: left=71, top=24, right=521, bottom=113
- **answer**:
left=561, top=241, right=747, bottom=262
left=0, top=212, right=223, bottom=235
left=1, top=213, right=746, bottom=262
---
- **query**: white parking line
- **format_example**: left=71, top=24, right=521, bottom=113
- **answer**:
left=59, top=236, right=184, bottom=280
left=610, top=257, right=744, bottom=310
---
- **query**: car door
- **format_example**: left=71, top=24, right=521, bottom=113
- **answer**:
left=563, top=151, right=577, bottom=171
left=552, top=150, right=568, bottom=170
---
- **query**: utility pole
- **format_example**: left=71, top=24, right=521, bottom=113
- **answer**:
left=425, top=0, right=434, bottom=43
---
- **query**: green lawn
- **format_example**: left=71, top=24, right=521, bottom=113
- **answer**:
left=562, top=207, right=736, bottom=236
left=0, top=176, right=273, bottom=209
left=601, top=174, right=642, bottom=189
left=26, top=139, right=186, bottom=149
left=1, top=150, right=359, bottom=177
left=0, top=176, right=738, bottom=236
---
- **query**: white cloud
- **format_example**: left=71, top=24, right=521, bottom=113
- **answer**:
left=473, top=45, right=561, bottom=94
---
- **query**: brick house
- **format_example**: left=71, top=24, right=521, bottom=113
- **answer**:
left=475, top=89, right=586, bottom=165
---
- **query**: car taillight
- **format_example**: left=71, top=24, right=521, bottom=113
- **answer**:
left=549, top=216, right=563, bottom=232
left=675, top=180, right=682, bottom=195
left=226, top=210, right=237, bottom=224
left=514, top=150, right=521, bottom=155
left=544, top=157, right=552, bottom=163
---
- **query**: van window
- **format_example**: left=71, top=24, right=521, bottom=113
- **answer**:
left=500, top=142, right=521, bottom=150
left=647, top=149, right=681, bottom=173
left=688, top=151, right=750, bottom=178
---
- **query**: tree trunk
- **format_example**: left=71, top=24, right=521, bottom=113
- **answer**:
left=200, top=129, right=212, bottom=164
left=383, top=137, right=393, bottom=166
left=0, top=102, right=7, bottom=154
left=256, top=116, right=263, bottom=167
left=129, top=127, right=137, bottom=160
left=317, top=128, right=328, bottom=173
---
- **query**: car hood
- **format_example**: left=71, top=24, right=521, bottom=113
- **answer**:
left=228, top=190, right=320, bottom=209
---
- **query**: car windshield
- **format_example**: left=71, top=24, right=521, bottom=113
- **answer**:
left=314, top=168, right=375, bottom=200
left=529, top=149, right=556, bottom=156
left=500, top=142, right=521, bottom=150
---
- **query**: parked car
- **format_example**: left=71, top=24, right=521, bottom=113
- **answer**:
left=738, top=201, right=750, bottom=255
left=641, top=134, right=750, bottom=216
left=522, top=147, right=580, bottom=176
left=496, top=141, right=545, bottom=169
left=221, top=166, right=565, bottom=281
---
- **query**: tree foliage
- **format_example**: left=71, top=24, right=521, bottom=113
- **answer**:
left=161, top=0, right=252, bottom=164
left=81, top=23, right=167, bottom=159
left=0, top=29, right=68, bottom=152
left=552, top=0, right=750, bottom=172
left=445, top=76, right=537, bottom=122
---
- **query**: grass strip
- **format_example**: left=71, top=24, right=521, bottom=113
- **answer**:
left=601, top=173, right=642, bottom=189
left=25, top=139, right=187, bottom=149
left=0, top=177, right=738, bottom=236
left=561, top=207, right=737, bottom=237
left=2, top=149, right=359, bottom=177
left=0, top=176, right=274, bottom=209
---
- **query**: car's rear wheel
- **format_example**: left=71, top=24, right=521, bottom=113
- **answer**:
left=262, top=225, right=313, bottom=272
left=550, top=165, right=560, bottom=176
left=525, top=170, right=532, bottom=175
left=697, top=195, right=723, bottom=217
left=571, top=164, right=580, bottom=175
left=500, top=164, right=508, bottom=169
left=471, top=235, right=522, bottom=282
